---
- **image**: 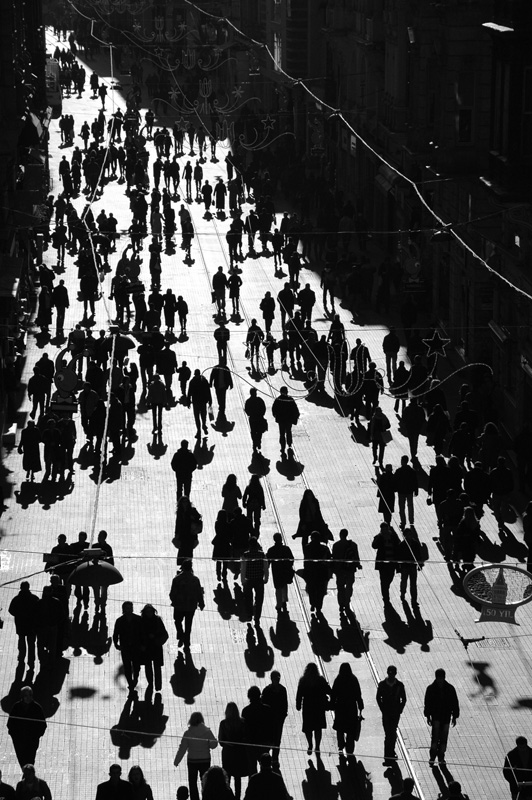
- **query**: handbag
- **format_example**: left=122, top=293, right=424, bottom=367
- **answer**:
left=211, top=290, right=217, bottom=304
left=381, top=429, right=393, bottom=444
left=245, top=347, right=250, bottom=359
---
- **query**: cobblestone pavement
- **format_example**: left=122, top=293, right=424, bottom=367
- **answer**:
left=0, top=30, right=530, bottom=800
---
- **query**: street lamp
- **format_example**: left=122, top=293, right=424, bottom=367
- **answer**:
left=68, top=548, right=124, bottom=588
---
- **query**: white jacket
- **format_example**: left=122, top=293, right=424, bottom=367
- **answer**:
left=174, top=723, right=218, bottom=765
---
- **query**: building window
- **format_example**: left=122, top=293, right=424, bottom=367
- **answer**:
left=273, top=32, right=282, bottom=71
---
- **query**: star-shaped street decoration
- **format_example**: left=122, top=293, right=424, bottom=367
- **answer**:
left=168, top=86, right=180, bottom=104
left=423, top=329, right=451, bottom=359
left=261, top=114, right=275, bottom=132
left=175, top=115, right=189, bottom=133
left=232, top=84, right=244, bottom=100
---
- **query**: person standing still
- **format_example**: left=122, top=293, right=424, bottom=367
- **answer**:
left=424, top=668, right=460, bottom=767
left=376, top=665, right=407, bottom=765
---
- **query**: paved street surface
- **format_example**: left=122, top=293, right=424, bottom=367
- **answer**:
left=0, top=30, right=530, bottom=800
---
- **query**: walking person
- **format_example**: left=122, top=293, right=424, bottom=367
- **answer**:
left=262, top=671, right=288, bottom=768
left=242, top=686, right=275, bottom=775
left=244, top=754, right=291, bottom=800
left=266, top=533, right=294, bottom=613
left=174, top=712, right=218, bottom=800
left=214, top=321, right=230, bottom=362
left=382, top=326, right=401, bottom=382
left=376, top=665, right=407, bottom=765
left=241, top=537, right=269, bottom=623
left=169, top=560, right=204, bottom=649
left=210, top=361, right=233, bottom=418
left=7, top=686, right=47, bottom=768
left=401, top=398, right=426, bottom=464
left=377, top=464, right=395, bottom=525
left=331, top=528, right=361, bottom=614
left=503, top=736, right=532, bottom=800
left=271, top=386, right=300, bottom=458
left=245, top=319, right=264, bottom=372
left=218, top=703, right=248, bottom=800
left=424, top=668, right=460, bottom=767
left=18, top=421, right=42, bottom=482
left=127, top=766, right=154, bottom=800
left=331, top=663, right=364, bottom=757
left=187, top=369, right=212, bottom=436
left=146, top=373, right=167, bottom=434
left=368, top=406, right=391, bottom=467
left=171, top=439, right=198, bottom=498
left=14, top=765, right=52, bottom=800
left=244, top=388, right=267, bottom=453
left=8, top=582, right=39, bottom=667
left=296, top=662, right=332, bottom=755
left=394, top=455, right=419, bottom=528
left=139, top=603, right=169, bottom=692
left=242, top=475, right=266, bottom=534
left=398, top=526, right=426, bottom=605
left=303, top=531, right=331, bottom=614
left=112, top=601, right=143, bottom=692
left=372, top=523, right=401, bottom=607
left=95, top=764, right=133, bottom=800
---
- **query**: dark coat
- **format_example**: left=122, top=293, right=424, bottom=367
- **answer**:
left=8, top=699, right=47, bottom=741
left=331, top=673, right=364, bottom=734
left=296, top=675, right=331, bottom=732
left=139, top=614, right=168, bottom=666
left=423, top=679, right=460, bottom=723
left=504, top=745, right=532, bottom=795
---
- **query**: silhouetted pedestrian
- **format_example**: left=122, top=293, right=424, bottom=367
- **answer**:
left=296, top=662, right=331, bottom=755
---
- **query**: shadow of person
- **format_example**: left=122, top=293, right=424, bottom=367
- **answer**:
left=1, top=666, right=27, bottom=713
left=170, top=650, right=207, bottom=704
left=431, top=762, right=451, bottom=795
left=349, top=421, right=370, bottom=447
left=476, top=531, right=505, bottom=563
left=337, top=754, right=373, bottom=800
left=69, top=607, right=91, bottom=656
left=244, top=623, right=274, bottom=677
left=213, top=579, right=237, bottom=620
left=110, top=690, right=142, bottom=758
left=193, top=437, right=215, bottom=468
left=381, top=604, right=413, bottom=654
left=383, top=761, right=404, bottom=795
left=32, top=656, right=70, bottom=717
left=248, top=452, right=270, bottom=477
left=76, top=442, right=97, bottom=472
left=269, top=609, right=300, bottom=656
left=81, top=607, right=112, bottom=664
left=447, top=562, right=482, bottom=610
left=401, top=601, right=433, bottom=651
left=305, top=386, right=335, bottom=409
left=147, top=433, right=167, bottom=460
left=498, top=525, right=529, bottom=562
left=104, top=452, right=123, bottom=483
left=467, top=660, right=498, bottom=699
left=14, top=481, right=40, bottom=509
left=276, top=450, right=304, bottom=480
left=120, top=441, right=136, bottom=466
left=302, top=755, right=338, bottom=800
left=308, top=612, right=341, bottom=662
left=233, top=583, right=248, bottom=621
left=336, top=610, right=369, bottom=658
left=212, top=415, right=235, bottom=437
left=137, top=689, right=169, bottom=747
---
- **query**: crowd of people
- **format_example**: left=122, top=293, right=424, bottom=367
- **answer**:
left=4, top=24, right=531, bottom=800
